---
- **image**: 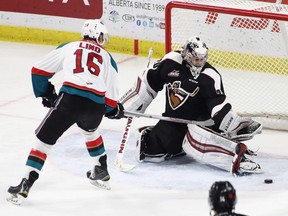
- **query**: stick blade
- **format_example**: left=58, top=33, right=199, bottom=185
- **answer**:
left=114, top=159, right=136, bottom=172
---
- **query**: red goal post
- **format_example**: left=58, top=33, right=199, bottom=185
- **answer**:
left=165, top=0, right=288, bottom=130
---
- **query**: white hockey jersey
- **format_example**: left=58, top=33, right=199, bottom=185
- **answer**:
left=31, top=40, right=119, bottom=112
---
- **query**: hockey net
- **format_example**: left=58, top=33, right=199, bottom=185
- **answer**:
left=165, top=0, right=288, bottom=130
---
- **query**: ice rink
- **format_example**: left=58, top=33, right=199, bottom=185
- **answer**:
left=0, top=41, right=288, bottom=216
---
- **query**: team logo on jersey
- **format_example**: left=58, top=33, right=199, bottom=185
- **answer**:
left=168, top=70, right=180, bottom=77
left=167, top=81, right=199, bottom=110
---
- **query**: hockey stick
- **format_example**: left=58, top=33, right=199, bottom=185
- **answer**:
left=124, top=110, right=215, bottom=126
left=114, top=48, right=154, bottom=172
left=114, top=116, right=135, bottom=171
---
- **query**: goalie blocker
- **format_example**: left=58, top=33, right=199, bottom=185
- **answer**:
left=119, top=70, right=157, bottom=113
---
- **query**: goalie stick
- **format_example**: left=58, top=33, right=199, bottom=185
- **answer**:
left=114, top=47, right=154, bottom=172
left=124, top=110, right=215, bottom=126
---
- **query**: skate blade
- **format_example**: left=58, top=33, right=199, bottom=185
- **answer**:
left=6, top=193, right=24, bottom=205
left=89, top=179, right=111, bottom=190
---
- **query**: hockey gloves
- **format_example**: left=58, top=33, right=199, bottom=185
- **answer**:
left=105, top=103, right=125, bottom=119
left=42, top=82, right=58, bottom=108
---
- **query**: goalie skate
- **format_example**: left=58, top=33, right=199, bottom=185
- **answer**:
left=238, top=156, right=262, bottom=175
left=136, top=126, right=152, bottom=162
left=231, top=143, right=262, bottom=176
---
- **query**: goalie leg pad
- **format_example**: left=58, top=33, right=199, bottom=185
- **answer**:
left=183, top=124, right=237, bottom=172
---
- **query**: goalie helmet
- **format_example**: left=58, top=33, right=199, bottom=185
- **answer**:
left=208, top=181, right=237, bottom=215
left=182, top=36, right=208, bottom=78
left=81, top=19, right=109, bottom=46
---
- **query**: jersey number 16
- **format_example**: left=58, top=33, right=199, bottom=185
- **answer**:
left=73, top=49, right=103, bottom=76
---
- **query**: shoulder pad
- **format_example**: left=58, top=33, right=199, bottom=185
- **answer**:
left=161, top=51, right=183, bottom=64
left=202, top=67, right=221, bottom=80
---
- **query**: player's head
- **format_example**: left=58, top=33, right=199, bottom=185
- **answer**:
left=208, top=181, right=237, bottom=215
left=182, top=36, right=208, bottom=78
left=81, top=19, right=109, bottom=46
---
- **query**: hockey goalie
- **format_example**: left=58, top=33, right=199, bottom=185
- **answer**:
left=120, top=36, right=262, bottom=176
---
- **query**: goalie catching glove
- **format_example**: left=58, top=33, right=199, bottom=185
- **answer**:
left=42, top=82, right=57, bottom=108
left=105, top=103, right=125, bottom=119
left=219, top=110, right=262, bottom=141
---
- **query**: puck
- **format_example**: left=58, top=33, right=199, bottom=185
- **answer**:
left=264, top=179, right=273, bottom=184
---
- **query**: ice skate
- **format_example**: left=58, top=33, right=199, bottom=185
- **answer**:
left=7, top=178, right=31, bottom=205
left=231, top=143, right=262, bottom=176
left=6, top=171, right=39, bottom=205
left=87, top=155, right=111, bottom=190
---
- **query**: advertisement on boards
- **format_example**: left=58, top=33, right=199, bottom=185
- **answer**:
left=103, top=0, right=168, bottom=42
left=0, top=0, right=102, bottom=19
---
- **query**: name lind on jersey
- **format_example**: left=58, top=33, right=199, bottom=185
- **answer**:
left=79, top=42, right=101, bottom=53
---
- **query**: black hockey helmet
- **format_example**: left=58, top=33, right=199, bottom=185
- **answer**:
left=208, top=181, right=237, bottom=214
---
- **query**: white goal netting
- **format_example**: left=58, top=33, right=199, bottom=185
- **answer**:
left=166, top=0, right=288, bottom=130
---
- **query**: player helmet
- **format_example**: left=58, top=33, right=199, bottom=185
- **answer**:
left=182, top=36, right=208, bottom=78
left=81, top=19, right=109, bottom=46
left=208, top=181, right=237, bottom=215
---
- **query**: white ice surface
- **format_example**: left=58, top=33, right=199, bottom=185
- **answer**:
left=0, top=42, right=288, bottom=216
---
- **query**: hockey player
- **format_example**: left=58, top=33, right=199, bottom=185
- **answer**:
left=209, top=181, right=247, bottom=216
left=120, top=36, right=262, bottom=176
left=7, top=19, right=124, bottom=205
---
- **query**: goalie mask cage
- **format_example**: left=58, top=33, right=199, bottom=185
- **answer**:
left=165, top=0, right=288, bottom=131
